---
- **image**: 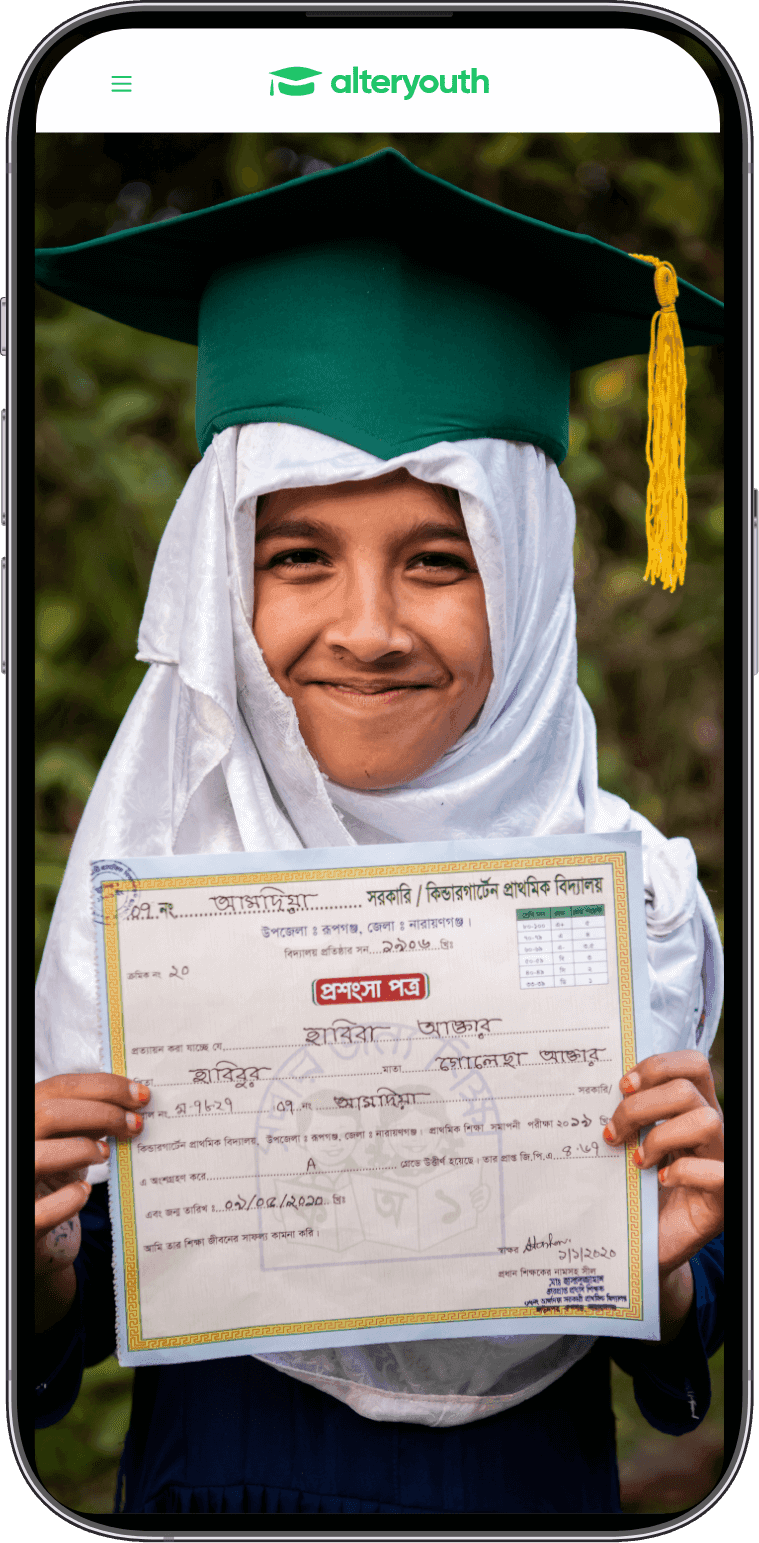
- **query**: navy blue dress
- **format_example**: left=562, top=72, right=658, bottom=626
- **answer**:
left=35, top=1186, right=724, bottom=1515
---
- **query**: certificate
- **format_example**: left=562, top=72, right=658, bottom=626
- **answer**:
left=92, top=833, right=659, bottom=1367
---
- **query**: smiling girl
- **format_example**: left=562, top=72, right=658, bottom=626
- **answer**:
left=253, top=472, right=492, bottom=787
left=34, top=151, right=724, bottom=1515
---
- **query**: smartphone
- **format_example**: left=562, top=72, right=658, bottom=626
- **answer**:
left=5, top=1, right=751, bottom=1537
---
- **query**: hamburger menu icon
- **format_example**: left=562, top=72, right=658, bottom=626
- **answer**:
left=270, top=66, right=322, bottom=96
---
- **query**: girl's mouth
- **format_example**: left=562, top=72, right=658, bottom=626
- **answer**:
left=315, top=682, right=431, bottom=706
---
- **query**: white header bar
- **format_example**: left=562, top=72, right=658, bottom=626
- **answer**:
left=37, top=27, right=719, bottom=132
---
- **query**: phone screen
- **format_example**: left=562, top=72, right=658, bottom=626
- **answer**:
left=9, top=3, right=748, bottom=1537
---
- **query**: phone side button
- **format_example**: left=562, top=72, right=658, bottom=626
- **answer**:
left=0, top=297, right=5, bottom=356
left=754, top=490, right=758, bottom=677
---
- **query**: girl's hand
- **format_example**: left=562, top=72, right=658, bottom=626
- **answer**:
left=35, top=1073, right=150, bottom=1330
left=603, top=1051, right=723, bottom=1338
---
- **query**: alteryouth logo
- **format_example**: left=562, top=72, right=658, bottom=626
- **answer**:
left=267, top=65, right=490, bottom=100
left=270, top=66, right=322, bottom=96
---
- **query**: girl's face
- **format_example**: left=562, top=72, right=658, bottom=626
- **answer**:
left=252, top=472, right=493, bottom=790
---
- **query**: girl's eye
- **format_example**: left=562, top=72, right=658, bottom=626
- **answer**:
left=409, top=552, right=471, bottom=573
left=267, top=548, right=329, bottom=569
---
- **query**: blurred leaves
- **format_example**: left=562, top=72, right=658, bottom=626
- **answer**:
left=35, top=256, right=198, bottom=962
left=35, top=1357, right=134, bottom=1514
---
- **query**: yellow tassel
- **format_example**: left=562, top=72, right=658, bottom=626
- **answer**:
left=629, top=254, right=688, bottom=590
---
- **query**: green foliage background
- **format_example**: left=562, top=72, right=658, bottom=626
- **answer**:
left=34, top=132, right=724, bottom=1516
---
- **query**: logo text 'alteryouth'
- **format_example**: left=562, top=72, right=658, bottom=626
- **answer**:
left=331, top=69, right=489, bottom=99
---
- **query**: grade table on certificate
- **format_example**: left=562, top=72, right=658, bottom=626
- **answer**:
left=517, top=905, right=609, bottom=989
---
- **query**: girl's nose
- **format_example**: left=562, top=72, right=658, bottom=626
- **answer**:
left=320, top=567, right=415, bottom=661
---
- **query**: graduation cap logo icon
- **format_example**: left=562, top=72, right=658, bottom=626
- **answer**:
left=270, top=66, right=321, bottom=96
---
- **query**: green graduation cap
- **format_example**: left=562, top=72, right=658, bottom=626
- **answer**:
left=35, top=148, right=723, bottom=588
left=270, top=66, right=321, bottom=96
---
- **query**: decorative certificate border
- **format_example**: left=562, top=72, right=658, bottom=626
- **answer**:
left=99, top=851, right=642, bottom=1354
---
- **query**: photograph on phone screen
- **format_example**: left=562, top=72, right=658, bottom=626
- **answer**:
left=27, top=17, right=731, bottom=1529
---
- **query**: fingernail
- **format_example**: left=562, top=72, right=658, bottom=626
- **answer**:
left=658, top=1167, right=669, bottom=1185
left=632, top=1146, right=645, bottom=1167
left=80, top=1181, right=91, bottom=1197
left=129, top=1082, right=151, bottom=1104
left=620, top=1072, right=640, bottom=1094
left=126, top=1112, right=143, bottom=1133
left=98, top=1140, right=110, bottom=1158
left=603, top=1123, right=616, bottom=1143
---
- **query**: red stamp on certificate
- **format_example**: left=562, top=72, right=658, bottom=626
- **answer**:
left=312, top=973, right=429, bottom=1005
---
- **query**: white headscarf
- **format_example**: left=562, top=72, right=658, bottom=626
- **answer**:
left=35, top=423, right=722, bottom=1426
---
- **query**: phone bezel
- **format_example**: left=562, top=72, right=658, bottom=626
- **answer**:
left=10, top=5, right=751, bottom=1537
